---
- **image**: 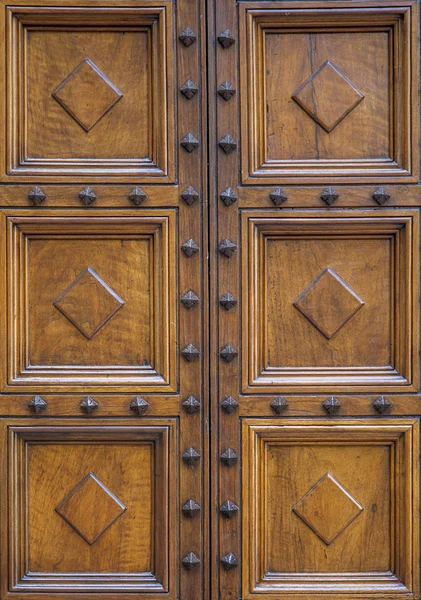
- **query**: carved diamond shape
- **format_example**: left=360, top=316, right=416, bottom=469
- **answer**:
left=54, top=267, right=125, bottom=339
left=292, top=61, right=364, bottom=133
left=293, top=473, right=363, bottom=545
left=52, top=58, right=123, bottom=132
left=293, top=267, right=364, bottom=339
left=55, top=472, right=126, bottom=545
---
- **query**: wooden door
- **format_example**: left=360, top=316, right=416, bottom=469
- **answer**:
left=0, top=0, right=207, bottom=599
left=209, top=2, right=421, bottom=600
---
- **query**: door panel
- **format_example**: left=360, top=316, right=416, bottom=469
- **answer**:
left=242, top=419, right=419, bottom=599
left=3, top=420, right=177, bottom=597
left=210, top=1, right=420, bottom=600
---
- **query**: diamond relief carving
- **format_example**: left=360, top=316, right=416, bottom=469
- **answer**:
left=54, top=267, right=125, bottom=339
left=293, top=473, right=364, bottom=545
left=293, top=267, right=364, bottom=339
left=292, top=61, right=364, bottom=133
left=55, top=472, right=126, bottom=545
left=52, top=58, right=123, bottom=132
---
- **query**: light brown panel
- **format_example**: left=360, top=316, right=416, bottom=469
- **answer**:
left=1, top=419, right=177, bottom=598
left=242, top=418, right=420, bottom=600
left=241, top=210, right=419, bottom=393
left=4, top=4, right=174, bottom=182
left=239, top=1, right=419, bottom=184
left=5, top=211, right=177, bottom=392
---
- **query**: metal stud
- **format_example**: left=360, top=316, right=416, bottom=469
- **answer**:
left=28, top=395, right=47, bottom=414
left=220, top=448, right=238, bottom=466
left=219, top=239, right=237, bottom=258
left=180, top=79, right=199, bottom=99
left=80, top=396, right=99, bottom=413
left=182, top=395, right=201, bottom=414
left=372, top=396, right=392, bottom=414
left=221, top=552, right=238, bottom=570
left=218, top=134, right=237, bottom=154
left=181, top=186, right=200, bottom=205
left=219, top=292, right=237, bottom=310
left=220, top=188, right=237, bottom=206
left=269, top=187, right=288, bottom=206
left=78, top=186, right=96, bottom=206
left=270, top=396, right=289, bottom=414
left=181, top=133, right=199, bottom=153
left=221, top=395, right=239, bottom=414
left=130, top=396, right=149, bottom=416
left=28, top=186, right=46, bottom=206
left=220, top=500, right=239, bottom=519
left=182, top=552, right=201, bottom=569
left=179, top=27, right=197, bottom=47
left=181, top=343, right=200, bottom=361
left=372, top=187, right=391, bottom=206
left=182, top=499, right=201, bottom=518
left=218, top=81, right=236, bottom=101
left=218, top=29, right=235, bottom=49
left=320, top=187, right=339, bottom=206
left=182, top=447, right=201, bottom=465
left=181, top=290, right=200, bottom=309
left=128, top=186, right=147, bottom=206
left=322, top=396, right=341, bottom=415
left=220, top=344, right=238, bottom=363
left=181, top=238, right=200, bottom=257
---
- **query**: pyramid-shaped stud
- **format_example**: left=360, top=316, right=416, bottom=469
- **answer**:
left=180, top=79, right=199, bottom=99
left=181, top=551, right=201, bottom=569
left=219, top=239, right=237, bottom=258
left=181, top=238, right=200, bottom=257
left=372, top=187, right=391, bottom=206
left=221, top=395, right=239, bottom=414
left=182, top=395, right=201, bottom=414
left=218, top=81, right=236, bottom=101
left=322, top=396, right=341, bottom=415
left=182, top=498, right=201, bottom=518
left=218, top=134, right=237, bottom=154
left=128, top=186, right=147, bottom=206
left=220, top=188, right=237, bottom=206
left=181, top=186, right=199, bottom=205
left=218, top=29, right=235, bottom=49
left=179, top=27, right=197, bottom=47
left=80, top=397, right=99, bottom=414
left=270, top=396, right=289, bottom=414
left=220, top=500, right=239, bottom=519
left=221, top=552, right=238, bottom=570
left=181, top=133, right=199, bottom=153
left=220, top=448, right=238, bottom=466
left=321, top=187, right=339, bottom=206
left=79, top=186, right=97, bottom=206
left=130, top=396, right=149, bottom=416
left=28, top=395, right=48, bottom=414
left=269, top=187, right=288, bottom=206
left=220, top=344, right=238, bottom=363
left=28, top=186, right=46, bottom=206
left=181, top=343, right=201, bottom=361
left=372, top=396, right=393, bottom=414
left=181, top=290, right=200, bottom=309
left=219, top=292, right=237, bottom=310
left=182, top=447, right=201, bottom=465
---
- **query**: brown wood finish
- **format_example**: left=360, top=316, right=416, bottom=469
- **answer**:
left=209, top=1, right=421, bottom=600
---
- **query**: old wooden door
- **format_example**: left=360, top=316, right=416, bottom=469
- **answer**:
left=209, top=1, right=421, bottom=600
left=0, top=0, right=207, bottom=599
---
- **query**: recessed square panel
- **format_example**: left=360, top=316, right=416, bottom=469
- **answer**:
left=3, top=420, right=177, bottom=596
left=5, top=5, right=174, bottom=182
left=239, top=2, right=418, bottom=183
left=242, top=418, right=420, bottom=599
left=241, top=210, right=419, bottom=392
left=6, top=211, right=177, bottom=392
